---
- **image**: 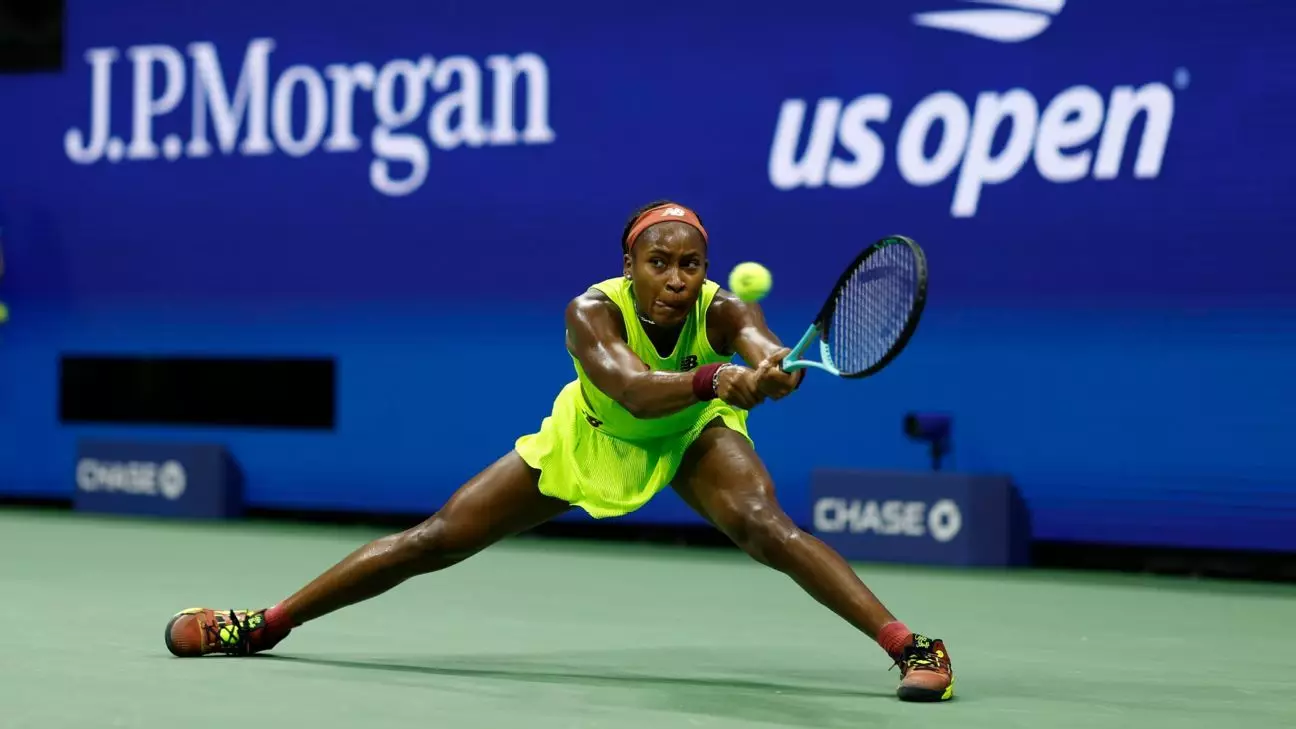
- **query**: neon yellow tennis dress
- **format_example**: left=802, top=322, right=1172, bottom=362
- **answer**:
left=514, top=276, right=751, bottom=518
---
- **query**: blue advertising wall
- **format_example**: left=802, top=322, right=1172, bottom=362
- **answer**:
left=1, top=0, right=1294, bottom=550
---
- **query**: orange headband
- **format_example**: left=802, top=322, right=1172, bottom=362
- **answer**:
left=625, top=204, right=708, bottom=250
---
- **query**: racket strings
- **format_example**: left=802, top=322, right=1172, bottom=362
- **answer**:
left=828, top=243, right=920, bottom=375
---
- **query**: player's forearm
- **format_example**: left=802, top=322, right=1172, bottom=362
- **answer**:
left=732, top=325, right=785, bottom=368
left=617, top=370, right=702, bottom=419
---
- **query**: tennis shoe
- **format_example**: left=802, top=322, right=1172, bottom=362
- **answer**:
left=164, top=608, right=288, bottom=657
left=894, top=634, right=954, bottom=702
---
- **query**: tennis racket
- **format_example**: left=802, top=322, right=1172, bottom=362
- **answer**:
left=780, top=235, right=928, bottom=378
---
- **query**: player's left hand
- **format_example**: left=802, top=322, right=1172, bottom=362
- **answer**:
left=754, top=348, right=801, bottom=400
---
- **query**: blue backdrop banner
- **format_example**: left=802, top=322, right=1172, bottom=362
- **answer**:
left=1, top=0, right=1294, bottom=550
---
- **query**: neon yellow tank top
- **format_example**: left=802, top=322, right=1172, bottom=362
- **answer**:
left=571, top=276, right=733, bottom=440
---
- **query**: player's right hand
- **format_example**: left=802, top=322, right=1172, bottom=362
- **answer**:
left=716, top=366, right=766, bottom=410
left=754, top=348, right=800, bottom=400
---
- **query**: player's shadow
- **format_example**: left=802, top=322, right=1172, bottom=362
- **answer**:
left=266, top=648, right=900, bottom=727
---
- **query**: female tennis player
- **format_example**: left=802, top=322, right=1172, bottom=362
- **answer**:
left=163, top=201, right=955, bottom=703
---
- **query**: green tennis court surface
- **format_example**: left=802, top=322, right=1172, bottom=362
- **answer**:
left=3, top=508, right=1293, bottom=729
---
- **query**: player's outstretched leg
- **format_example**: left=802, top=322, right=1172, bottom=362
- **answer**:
left=164, top=451, right=570, bottom=657
left=672, top=423, right=954, bottom=702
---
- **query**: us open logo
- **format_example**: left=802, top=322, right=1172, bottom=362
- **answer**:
left=913, top=0, right=1066, bottom=43
left=769, top=0, right=1183, bottom=218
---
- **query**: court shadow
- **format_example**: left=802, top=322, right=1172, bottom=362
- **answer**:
left=264, top=647, right=897, bottom=727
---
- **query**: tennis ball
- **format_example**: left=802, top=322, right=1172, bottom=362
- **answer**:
left=0, top=301, right=8, bottom=324
left=729, top=262, right=772, bottom=303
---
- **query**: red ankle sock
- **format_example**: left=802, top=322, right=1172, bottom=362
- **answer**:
left=877, top=621, right=913, bottom=658
left=263, top=603, right=295, bottom=639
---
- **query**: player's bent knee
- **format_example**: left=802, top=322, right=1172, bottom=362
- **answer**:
left=727, top=504, right=800, bottom=568
left=399, top=515, right=483, bottom=572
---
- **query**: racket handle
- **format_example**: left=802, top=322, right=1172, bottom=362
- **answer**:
left=781, top=324, right=821, bottom=372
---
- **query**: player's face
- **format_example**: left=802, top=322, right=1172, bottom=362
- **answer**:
left=624, top=224, right=708, bottom=327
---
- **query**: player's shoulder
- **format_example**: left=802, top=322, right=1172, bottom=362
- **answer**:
left=568, top=278, right=618, bottom=309
left=568, top=287, right=612, bottom=312
left=705, top=285, right=756, bottom=327
left=565, top=283, right=624, bottom=332
left=707, top=284, right=742, bottom=310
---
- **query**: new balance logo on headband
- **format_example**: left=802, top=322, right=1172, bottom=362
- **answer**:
left=912, top=0, right=1066, bottom=43
left=626, top=203, right=709, bottom=249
